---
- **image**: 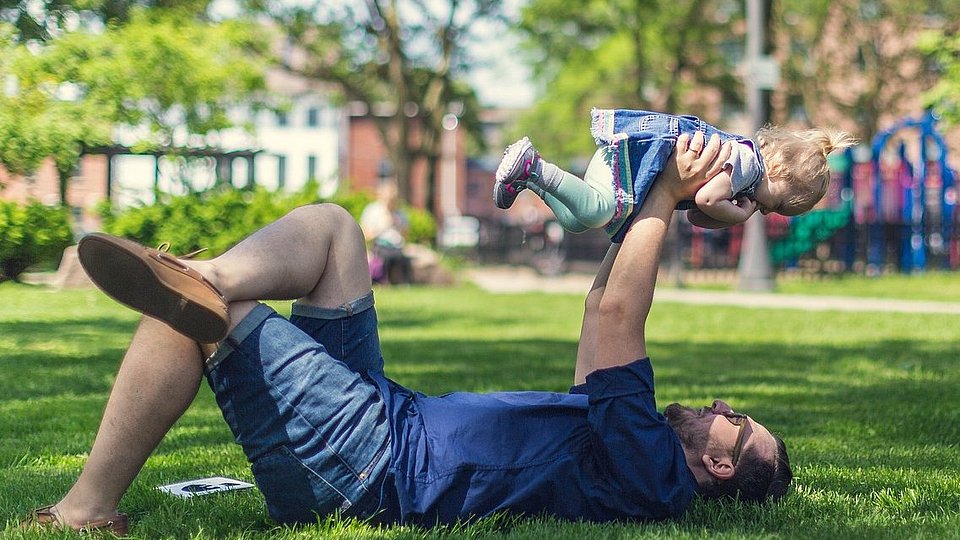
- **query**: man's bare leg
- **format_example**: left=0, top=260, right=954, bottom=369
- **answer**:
left=51, top=317, right=205, bottom=526
left=196, top=203, right=372, bottom=309
left=48, top=204, right=370, bottom=528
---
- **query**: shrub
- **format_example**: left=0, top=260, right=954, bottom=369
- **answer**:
left=331, top=191, right=376, bottom=222
left=332, top=189, right=435, bottom=245
left=406, top=207, right=437, bottom=245
left=98, top=183, right=439, bottom=258
left=100, top=186, right=300, bottom=256
left=0, top=200, right=73, bottom=281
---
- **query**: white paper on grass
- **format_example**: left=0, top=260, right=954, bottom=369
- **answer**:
left=157, top=476, right=254, bottom=498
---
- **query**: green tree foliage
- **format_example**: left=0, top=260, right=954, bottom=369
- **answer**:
left=919, top=28, right=960, bottom=126
left=513, top=0, right=743, bottom=164
left=255, top=0, right=498, bottom=211
left=0, top=12, right=270, bottom=202
left=0, top=24, right=54, bottom=176
left=0, top=200, right=73, bottom=281
left=0, top=0, right=214, bottom=43
left=34, top=11, right=270, bottom=150
left=1, top=23, right=112, bottom=201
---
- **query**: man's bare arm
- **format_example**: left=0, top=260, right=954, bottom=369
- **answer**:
left=587, top=132, right=730, bottom=374
left=573, top=243, right=620, bottom=384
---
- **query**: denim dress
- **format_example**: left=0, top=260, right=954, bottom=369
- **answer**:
left=590, top=108, right=764, bottom=242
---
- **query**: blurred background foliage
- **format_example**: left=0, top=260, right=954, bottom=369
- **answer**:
left=0, top=200, right=73, bottom=281
left=5, top=0, right=960, bottom=269
left=512, top=0, right=960, bottom=165
left=6, top=0, right=960, bottom=187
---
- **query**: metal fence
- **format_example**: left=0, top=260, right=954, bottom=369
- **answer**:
left=469, top=112, right=960, bottom=277
left=471, top=211, right=958, bottom=278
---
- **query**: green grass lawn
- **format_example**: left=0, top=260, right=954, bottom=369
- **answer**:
left=1, top=280, right=959, bottom=539
left=669, top=270, right=960, bottom=302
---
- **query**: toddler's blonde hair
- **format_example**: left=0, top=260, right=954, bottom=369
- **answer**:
left=756, top=127, right=858, bottom=213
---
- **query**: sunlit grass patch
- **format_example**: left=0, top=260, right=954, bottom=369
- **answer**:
left=1, top=281, right=958, bottom=539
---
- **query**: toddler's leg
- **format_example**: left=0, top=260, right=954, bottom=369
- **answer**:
left=495, top=139, right=615, bottom=232
left=527, top=184, right=590, bottom=233
left=540, top=147, right=616, bottom=229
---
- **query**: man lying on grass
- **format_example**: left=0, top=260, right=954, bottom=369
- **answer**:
left=22, top=131, right=791, bottom=535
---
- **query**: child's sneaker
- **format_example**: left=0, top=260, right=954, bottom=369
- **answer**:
left=494, top=137, right=542, bottom=209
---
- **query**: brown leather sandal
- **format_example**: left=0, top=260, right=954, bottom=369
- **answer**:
left=77, top=233, right=229, bottom=343
left=22, top=505, right=129, bottom=535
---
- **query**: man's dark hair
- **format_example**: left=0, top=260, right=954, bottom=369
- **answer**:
left=700, top=436, right=793, bottom=503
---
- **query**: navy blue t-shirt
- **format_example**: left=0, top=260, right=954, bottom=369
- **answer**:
left=369, top=358, right=697, bottom=525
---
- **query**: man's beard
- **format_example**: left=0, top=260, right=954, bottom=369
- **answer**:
left=664, top=403, right=707, bottom=451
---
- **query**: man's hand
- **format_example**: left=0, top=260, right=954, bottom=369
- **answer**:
left=658, top=132, right=732, bottom=203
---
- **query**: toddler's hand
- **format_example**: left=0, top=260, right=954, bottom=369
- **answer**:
left=736, top=197, right=758, bottom=213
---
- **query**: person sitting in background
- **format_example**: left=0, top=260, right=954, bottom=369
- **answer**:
left=360, top=181, right=413, bottom=284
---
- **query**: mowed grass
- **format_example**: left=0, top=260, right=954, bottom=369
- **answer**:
left=673, top=270, right=960, bottom=302
left=1, top=279, right=959, bottom=539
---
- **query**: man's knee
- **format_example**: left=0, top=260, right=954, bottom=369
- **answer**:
left=289, top=204, right=364, bottom=245
left=288, top=203, right=356, bottom=228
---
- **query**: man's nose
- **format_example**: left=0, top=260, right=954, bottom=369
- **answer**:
left=711, top=400, right=733, bottom=414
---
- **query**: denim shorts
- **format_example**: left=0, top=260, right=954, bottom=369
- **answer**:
left=204, top=292, right=392, bottom=524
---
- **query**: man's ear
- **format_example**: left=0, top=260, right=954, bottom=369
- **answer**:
left=701, top=454, right=736, bottom=481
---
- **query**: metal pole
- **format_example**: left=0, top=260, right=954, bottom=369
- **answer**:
left=737, top=0, right=775, bottom=291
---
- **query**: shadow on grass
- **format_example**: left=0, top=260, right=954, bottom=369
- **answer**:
left=3, top=313, right=958, bottom=460
left=2, top=310, right=959, bottom=538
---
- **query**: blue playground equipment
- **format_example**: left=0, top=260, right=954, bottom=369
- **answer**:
left=663, top=111, right=958, bottom=275
left=759, top=110, right=957, bottom=273
left=867, top=110, right=957, bottom=273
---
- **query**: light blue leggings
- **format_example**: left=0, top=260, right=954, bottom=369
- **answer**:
left=531, top=147, right=616, bottom=233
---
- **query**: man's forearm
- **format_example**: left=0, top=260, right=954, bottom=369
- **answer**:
left=591, top=184, right=677, bottom=371
left=574, top=243, right=621, bottom=385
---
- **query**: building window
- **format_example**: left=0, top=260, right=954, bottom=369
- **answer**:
left=277, top=155, right=287, bottom=188
left=276, top=111, right=289, bottom=127
left=307, top=155, right=317, bottom=181
left=307, top=107, right=319, bottom=128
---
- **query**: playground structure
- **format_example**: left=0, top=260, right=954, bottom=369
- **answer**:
left=680, top=111, right=959, bottom=275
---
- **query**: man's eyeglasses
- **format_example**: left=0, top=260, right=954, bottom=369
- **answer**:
left=719, top=412, right=749, bottom=466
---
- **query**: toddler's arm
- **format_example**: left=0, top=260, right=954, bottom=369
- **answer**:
left=686, top=197, right=757, bottom=229
left=693, top=171, right=757, bottom=225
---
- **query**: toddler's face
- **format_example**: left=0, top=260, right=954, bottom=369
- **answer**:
left=754, top=179, right=804, bottom=216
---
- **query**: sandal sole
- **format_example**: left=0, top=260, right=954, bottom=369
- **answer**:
left=78, top=234, right=228, bottom=343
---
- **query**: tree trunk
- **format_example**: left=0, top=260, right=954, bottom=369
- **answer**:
left=58, top=169, right=70, bottom=206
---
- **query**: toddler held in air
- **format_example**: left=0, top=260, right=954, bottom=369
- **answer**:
left=494, top=108, right=857, bottom=242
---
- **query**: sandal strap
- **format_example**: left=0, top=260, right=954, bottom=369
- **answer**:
left=28, top=505, right=62, bottom=526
